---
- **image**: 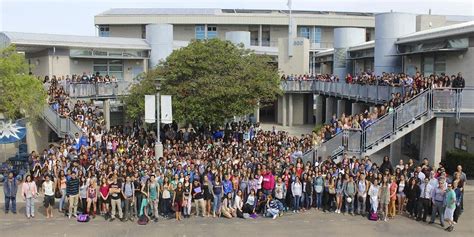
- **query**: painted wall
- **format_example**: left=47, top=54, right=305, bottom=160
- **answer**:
left=403, top=54, right=422, bottom=76
left=123, top=59, right=145, bottom=81
left=26, top=119, right=51, bottom=154
left=292, top=94, right=305, bottom=125
left=173, top=24, right=196, bottom=41
left=29, top=55, right=50, bottom=78
left=70, top=58, right=94, bottom=76
left=442, top=117, right=474, bottom=156
left=278, top=37, right=310, bottom=75
left=109, top=25, right=143, bottom=38
left=445, top=47, right=474, bottom=86
left=50, top=55, right=71, bottom=77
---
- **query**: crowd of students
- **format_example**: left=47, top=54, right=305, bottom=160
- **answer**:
left=42, top=72, right=118, bottom=84
left=2, top=118, right=466, bottom=232
left=280, top=71, right=466, bottom=89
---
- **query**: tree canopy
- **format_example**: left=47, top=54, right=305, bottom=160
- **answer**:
left=124, top=39, right=281, bottom=124
left=0, top=45, right=47, bottom=119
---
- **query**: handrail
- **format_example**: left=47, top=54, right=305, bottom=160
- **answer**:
left=42, top=106, right=82, bottom=137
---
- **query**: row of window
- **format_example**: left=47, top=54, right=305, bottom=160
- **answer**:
left=299, top=26, right=322, bottom=44
left=92, top=59, right=123, bottom=80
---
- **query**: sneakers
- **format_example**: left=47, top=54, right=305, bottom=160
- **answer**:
left=445, top=226, right=454, bottom=232
left=272, top=214, right=277, bottom=220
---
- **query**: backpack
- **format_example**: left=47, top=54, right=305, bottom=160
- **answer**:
left=137, top=215, right=149, bottom=225
left=368, top=211, right=378, bottom=221
left=77, top=214, right=90, bottom=222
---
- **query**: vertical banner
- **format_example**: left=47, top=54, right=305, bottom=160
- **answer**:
left=160, top=95, right=173, bottom=124
left=144, top=95, right=156, bottom=123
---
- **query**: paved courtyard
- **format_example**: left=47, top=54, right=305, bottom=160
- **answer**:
left=1, top=188, right=472, bottom=237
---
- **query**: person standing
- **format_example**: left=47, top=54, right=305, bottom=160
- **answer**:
left=42, top=175, right=55, bottom=219
left=291, top=176, right=302, bottom=213
left=66, top=171, right=80, bottom=219
left=452, top=180, right=463, bottom=224
left=379, top=176, right=390, bottom=222
left=404, top=178, right=420, bottom=218
left=356, top=174, right=369, bottom=216
left=368, top=178, right=380, bottom=216
left=148, top=174, right=160, bottom=222
left=343, top=175, right=356, bottom=215
left=417, top=177, right=433, bottom=222
left=3, top=172, right=17, bottom=214
left=122, top=176, right=135, bottom=221
left=21, top=175, right=37, bottom=218
left=430, top=179, right=447, bottom=227
left=444, top=182, right=456, bottom=232
left=173, top=182, right=184, bottom=221
left=388, top=176, right=398, bottom=218
left=192, top=179, right=205, bottom=217
left=109, top=176, right=123, bottom=222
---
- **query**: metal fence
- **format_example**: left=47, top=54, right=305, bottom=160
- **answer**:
left=66, top=81, right=133, bottom=98
left=42, top=106, right=82, bottom=137
left=281, top=80, right=407, bottom=104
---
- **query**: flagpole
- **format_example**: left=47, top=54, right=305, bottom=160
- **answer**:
left=288, top=0, right=293, bottom=57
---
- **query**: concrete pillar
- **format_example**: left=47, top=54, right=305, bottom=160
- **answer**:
left=103, top=99, right=111, bottom=131
left=420, top=117, right=444, bottom=167
left=282, top=95, right=287, bottom=126
left=225, top=31, right=251, bottom=48
left=351, top=102, right=364, bottom=115
left=390, top=138, right=402, bottom=161
left=146, top=24, right=173, bottom=68
left=288, top=94, right=293, bottom=127
left=258, top=24, right=263, bottom=46
left=255, top=101, right=260, bottom=123
left=325, top=97, right=337, bottom=124
left=337, top=99, right=347, bottom=118
left=333, top=28, right=366, bottom=80
left=314, top=94, right=324, bottom=125
left=374, top=13, right=416, bottom=75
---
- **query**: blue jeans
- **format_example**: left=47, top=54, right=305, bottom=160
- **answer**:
left=26, top=197, right=35, bottom=217
left=304, top=193, right=312, bottom=209
left=266, top=208, right=279, bottom=217
left=4, top=196, right=16, bottom=213
left=59, top=188, right=66, bottom=211
left=315, top=192, right=323, bottom=209
left=293, top=195, right=301, bottom=211
left=213, top=194, right=222, bottom=214
left=431, top=201, right=445, bottom=226
left=345, top=196, right=354, bottom=213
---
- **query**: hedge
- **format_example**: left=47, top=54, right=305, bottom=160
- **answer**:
left=444, top=150, right=474, bottom=178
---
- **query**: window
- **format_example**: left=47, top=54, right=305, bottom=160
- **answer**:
left=207, top=25, right=217, bottom=39
left=434, top=54, right=446, bottom=75
left=93, top=59, right=123, bottom=80
left=195, top=25, right=205, bottom=40
left=299, top=27, right=310, bottom=39
left=313, top=27, right=322, bottom=43
left=99, top=25, right=110, bottom=37
left=422, top=56, right=434, bottom=77
left=454, top=133, right=468, bottom=151
left=141, top=25, right=146, bottom=39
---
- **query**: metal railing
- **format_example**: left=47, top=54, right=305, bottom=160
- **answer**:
left=66, top=81, right=134, bottom=98
left=308, top=87, right=474, bottom=161
left=280, top=80, right=408, bottom=104
left=42, top=106, right=82, bottom=137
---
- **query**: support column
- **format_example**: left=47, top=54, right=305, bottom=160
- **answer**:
left=255, top=101, right=260, bottom=123
left=258, top=24, right=263, bottom=46
left=314, top=94, right=324, bottom=125
left=325, top=97, right=336, bottom=124
left=421, top=117, right=444, bottom=167
left=337, top=99, right=346, bottom=118
left=103, top=99, right=111, bottom=131
left=351, top=102, right=363, bottom=115
left=288, top=94, right=293, bottom=127
left=282, top=95, right=287, bottom=126
left=390, top=138, right=402, bottom=161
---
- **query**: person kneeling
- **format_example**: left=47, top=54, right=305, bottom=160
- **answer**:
left=265, top=195, right=280, bottom=219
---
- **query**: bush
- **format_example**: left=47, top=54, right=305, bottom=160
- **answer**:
left=444, top=150, right=474, bottom=178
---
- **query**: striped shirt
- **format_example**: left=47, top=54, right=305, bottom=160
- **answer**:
left=66, top=178, right=80, bottom=196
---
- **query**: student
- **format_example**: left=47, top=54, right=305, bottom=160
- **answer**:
left=86, top=180, right=98, bottom=218
left=368, top=178, right=380, bottom=216
left=122, top=176, right=135, bottom=221
left=148, top=175, right=160, bottom=222
left=161, top=177, right=172, bottom=218
left=99, top=177, right=110, bottom=216
left=243, top=189, right=257, bottom=215
left=343, top=175, right=356, bottom=215
left=42, top=175, right=55, bottom=219
left=173, top=182, right=184, bottom=221
left=397, top=175, right=407, bottom=214
left=202, top=175, right=213, bottom=217
left=388, top=176, right=398, bottom=218
left=22, top=175, right=37, bottom=219
left=109, top=176, right=123, bottom=222
left=221, top=192, right=235, bottom=218
left=3, top=172, right=18, bottom=214
left=192, top=179, right=205, bottom=217
left=66, top=171, right=80, bottom=219
left=234, top=190, right=244, bottom=218
left=212, top=176, right=224, bottom=217
left=444, top=182, right=456, bottom=232
left=430, top=179, right=447, bottom=227
left=291, top=176, right=302, bottom=213
left=379, top=176, right=390, bottom=222
left=265, top=194, right=280, bottom=219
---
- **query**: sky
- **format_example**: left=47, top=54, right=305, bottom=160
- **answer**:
left=0, top=0, right=473, bottom=36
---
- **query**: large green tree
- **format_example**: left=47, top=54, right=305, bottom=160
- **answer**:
left=0, top=45, right=47, bottom=119
left=124, top=39, right=281, bottom=124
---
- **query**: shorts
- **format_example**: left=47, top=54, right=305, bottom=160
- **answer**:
left=44, top=195, right=55, bottom=208
left=444, top=207, right=454, bottom=221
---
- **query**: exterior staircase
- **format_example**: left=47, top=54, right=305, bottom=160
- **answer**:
left=303, top=88, right=474, bottom=163
left=42, top=106, right=82, bottom=137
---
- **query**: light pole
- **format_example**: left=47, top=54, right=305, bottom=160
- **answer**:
left=155, top=78, right=163, bottom=160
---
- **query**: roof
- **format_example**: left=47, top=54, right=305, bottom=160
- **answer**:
left=348, top=40, right=374, bottom=52
left=0, top=32, right=151, bottom=50
left=97, top=8, right=374, bottom=17
left=315, top=48, right=334, bottom=57
left=396, top=21, right=474, bottom=44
